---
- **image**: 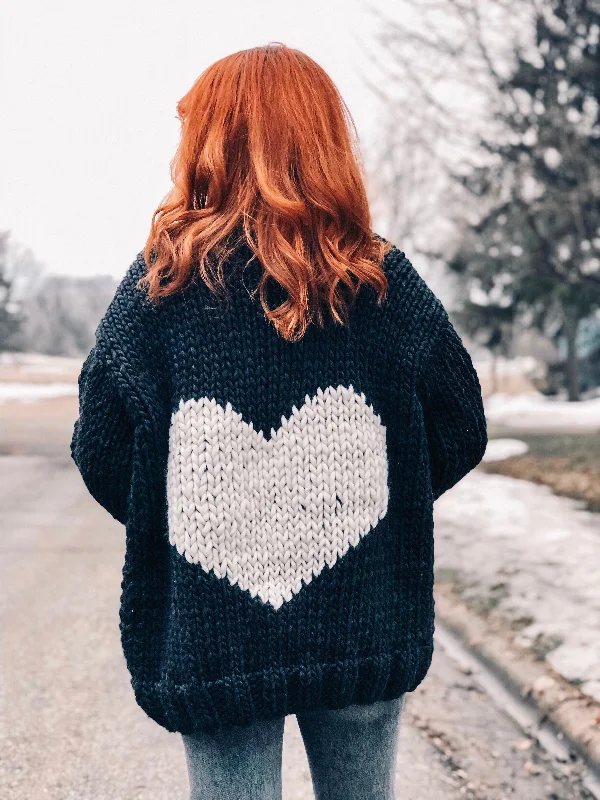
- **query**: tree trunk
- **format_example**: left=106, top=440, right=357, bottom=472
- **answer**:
left=564, top=311, right=581, bottom=402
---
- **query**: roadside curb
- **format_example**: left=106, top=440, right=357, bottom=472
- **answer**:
left=434, top=584, right=600, bottom=773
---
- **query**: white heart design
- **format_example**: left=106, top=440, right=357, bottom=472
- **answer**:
left=166, top=385, right=389, bottom=609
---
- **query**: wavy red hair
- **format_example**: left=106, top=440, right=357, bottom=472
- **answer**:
left=140, top=43, right=391, bottom=341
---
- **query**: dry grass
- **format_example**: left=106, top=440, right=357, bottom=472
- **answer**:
left=482, top=433, right=600, bottom=512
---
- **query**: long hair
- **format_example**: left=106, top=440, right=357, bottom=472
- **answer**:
left=140, top=43, right=391, bottom=341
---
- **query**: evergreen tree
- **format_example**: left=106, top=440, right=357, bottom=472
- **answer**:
left=452, top=0, right=600, bottom=400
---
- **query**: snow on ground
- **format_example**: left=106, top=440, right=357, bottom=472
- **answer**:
left=0, top=352, right=82, bottom=375
left=0, top=383, right=78, bottom=402
left=482, top=438, right=529, bottom=462
left=435, top=470, right=600, bottom=701
left=0, top=353, right=82, bottom=402
left=485, top=392, right=600, bottom=430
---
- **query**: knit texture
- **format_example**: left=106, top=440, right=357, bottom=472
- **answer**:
left=71, top=242, right=487, bottom=733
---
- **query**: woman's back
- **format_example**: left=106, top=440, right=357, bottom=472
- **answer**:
left=71, top=44, right=487, bottom=754
left=71, top=237, right=487, bottom=733
left=70, top=45, right=487, bottom=799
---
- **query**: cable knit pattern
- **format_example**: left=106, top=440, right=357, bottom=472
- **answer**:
left=167, top=386, right=389, bottom=609
left=71, top=241, right=488, bottom=734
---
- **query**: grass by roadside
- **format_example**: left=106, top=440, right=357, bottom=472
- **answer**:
left=482, top=432, right=600, bottom=512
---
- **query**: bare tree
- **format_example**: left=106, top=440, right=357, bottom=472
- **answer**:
left=0, top=231, right=44, bottom=351
left=360, top=0, right=526, bottom=299
left=17, top=274, right=118, bottom=356
left=366, top=0, right=600, bottom=399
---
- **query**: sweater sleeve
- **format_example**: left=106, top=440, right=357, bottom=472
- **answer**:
left=71, top=346, right=135, bottom=525
left=418, top=315, right=488, bottom=501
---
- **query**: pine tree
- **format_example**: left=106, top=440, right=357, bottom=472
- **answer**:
left=452, top=0, right=600, bottom=400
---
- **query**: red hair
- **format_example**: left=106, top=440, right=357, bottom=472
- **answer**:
left=140, top=43, right=391, bottom=341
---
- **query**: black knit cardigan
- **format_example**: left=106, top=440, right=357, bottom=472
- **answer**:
left=71, top=242, right=487, bottom=733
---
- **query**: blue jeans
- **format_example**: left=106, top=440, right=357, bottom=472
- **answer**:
left=182, top=696, right=405, bottom=800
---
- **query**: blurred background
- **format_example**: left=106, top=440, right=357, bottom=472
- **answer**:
left=1, top=1, right=600, bottom=798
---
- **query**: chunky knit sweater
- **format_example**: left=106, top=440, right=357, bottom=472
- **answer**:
left=71, top=241, right=487, bottom=734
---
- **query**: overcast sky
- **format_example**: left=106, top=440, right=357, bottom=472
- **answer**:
left=1, top=0, right=393, bottom=279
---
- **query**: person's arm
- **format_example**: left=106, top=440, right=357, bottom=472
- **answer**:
left=71, top=347, right=135, bottom=524
left=418, top=314, right=488, bottom=501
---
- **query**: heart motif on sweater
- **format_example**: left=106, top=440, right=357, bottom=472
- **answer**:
left=166, top=385, right=389, bottom=609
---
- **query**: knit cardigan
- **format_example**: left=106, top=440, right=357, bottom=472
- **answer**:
left=71, top=241, right=487, bottom=734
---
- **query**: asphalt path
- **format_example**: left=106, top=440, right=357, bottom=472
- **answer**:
left=0, top=400, right=593, bottom=799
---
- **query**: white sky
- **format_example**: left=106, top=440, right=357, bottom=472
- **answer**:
left=0, top=0, right=392, bottom=279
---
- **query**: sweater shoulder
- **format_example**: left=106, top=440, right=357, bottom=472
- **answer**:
left=105, top=250, right=151, bottom=318
left=95, top=251, right=153, bottom=356
left=379, top=244, right=448, bottom=340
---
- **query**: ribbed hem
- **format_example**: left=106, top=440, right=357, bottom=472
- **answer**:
left=131, top=643, right=433, bottom=734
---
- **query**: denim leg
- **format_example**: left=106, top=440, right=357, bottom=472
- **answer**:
left=181, top=715, right=286, bottom=800
left=296, top=696, right=404, bottom=800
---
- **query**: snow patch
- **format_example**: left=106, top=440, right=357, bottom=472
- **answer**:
left=0, top=351, right=83, bottom=374
left=485, top=392, right=600, bottom=429
left=581, top=681, right=600, bottom=704
left=483, top=438, right=529, bottom=462
left=0, top=382, right=78, bottom=403
left=435, top=471, right=600, bottom=696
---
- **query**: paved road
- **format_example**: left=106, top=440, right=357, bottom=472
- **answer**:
left=0, top=402, right=593, bottom=799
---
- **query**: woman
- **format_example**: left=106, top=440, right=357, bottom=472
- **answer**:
left=71, top=43, right=487, bottom=800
